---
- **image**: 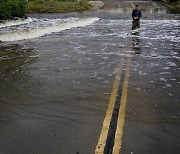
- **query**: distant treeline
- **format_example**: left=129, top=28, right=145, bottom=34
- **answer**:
left=0, top=0, right=27, bottom=20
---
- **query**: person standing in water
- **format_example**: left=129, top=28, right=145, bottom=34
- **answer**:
left=131, top=5, right=142, bottom=30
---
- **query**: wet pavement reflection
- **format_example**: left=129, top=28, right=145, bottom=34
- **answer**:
left=0, top=45, right=35, bottom=76
left=132, top=33, right=141, bottom=54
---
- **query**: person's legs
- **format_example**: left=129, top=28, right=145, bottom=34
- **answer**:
left=132, top=21, right=140, bottom=30
left=137, top=21, right=140, bottom=29
left=131, top=21, right=136, bottom=30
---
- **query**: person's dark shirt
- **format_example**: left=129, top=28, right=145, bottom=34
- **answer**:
left=132, top=9, right=141, bottom=21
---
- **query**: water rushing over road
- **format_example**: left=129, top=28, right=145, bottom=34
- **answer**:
left=0, top=17, right=99, bottom=42
left=0, top=9, right=180, bottom=154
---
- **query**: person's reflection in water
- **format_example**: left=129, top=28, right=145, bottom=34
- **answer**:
left=132, top=32, right=141, bottom=54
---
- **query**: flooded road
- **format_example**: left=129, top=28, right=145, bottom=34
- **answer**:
left=0, top=1, right=180, bottom=154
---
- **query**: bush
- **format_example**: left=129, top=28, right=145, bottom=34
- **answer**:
left=31, top=0, right=45, bottom=4
left=0, top=0, right=27, bottom=20
left=27, top=0, right=92, bottom=13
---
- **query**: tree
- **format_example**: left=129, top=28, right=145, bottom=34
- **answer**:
left=0, top=0, right=27, bottom=20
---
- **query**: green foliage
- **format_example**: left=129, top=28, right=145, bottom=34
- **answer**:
left=0, top=0, right=27, bottom=20
left=27, top=0, right=92, bottom=13
left=78, top=0, right=88, bottom=5
left=0, top=0, right=10, bottom=20
left=31, top=0, right=45, bottom=4
left=154, top=0, right=180, bottom=13
left=169, top=1, right=180, bottom=13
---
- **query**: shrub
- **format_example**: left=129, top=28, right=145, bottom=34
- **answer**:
left=27, top=0, right=92, bottom=13
left=0, top=0, right=27, bottom=20
left=31, top=0, right=45, bottom=4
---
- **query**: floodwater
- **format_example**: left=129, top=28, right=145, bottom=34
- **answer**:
left=0, top=4, right=180, bottom=154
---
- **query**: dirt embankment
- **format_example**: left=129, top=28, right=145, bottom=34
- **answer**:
left=89, top=0, right=179, bottom=13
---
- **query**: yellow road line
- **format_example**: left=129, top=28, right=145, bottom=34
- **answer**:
left=95, top=59, right=124, bottom=154
left=112, top=57, right=131, bottom=154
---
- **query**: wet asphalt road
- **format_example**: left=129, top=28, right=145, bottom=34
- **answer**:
left=0, top=1, right=180, bottom=154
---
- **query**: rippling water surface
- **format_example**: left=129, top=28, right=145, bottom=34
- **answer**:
left=0, top=12, right=179, bottom=117
left=0, top=12, right=179, bottom=153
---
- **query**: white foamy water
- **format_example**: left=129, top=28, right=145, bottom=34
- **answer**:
left=0, top=17, right=99, bottom=42
left=0, top=17, right=33, bottom=28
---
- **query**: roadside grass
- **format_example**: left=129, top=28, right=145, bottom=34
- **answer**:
left=27, top=0, right=92, bottom=13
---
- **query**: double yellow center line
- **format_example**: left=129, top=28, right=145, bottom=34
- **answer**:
left=95, top=57, right=131, bottom=154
